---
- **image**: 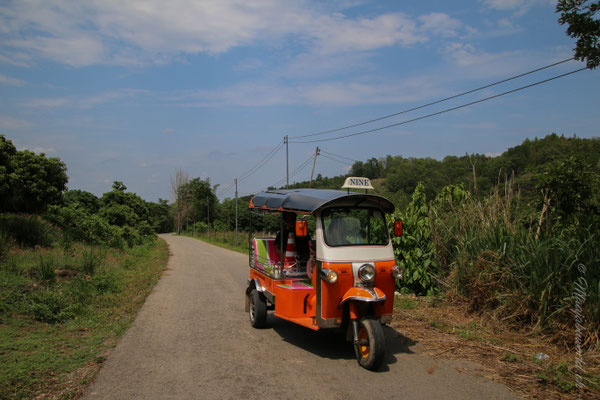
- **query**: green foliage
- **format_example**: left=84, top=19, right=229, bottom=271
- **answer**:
left=0, top=214, right=55, bottom=248
left=33, top=255, right=56, bottom=284
left=0, top=135, right=68, bottom=213
left=146, top=198, right=173, bottom=233
left=0, top=230, right=12, bottom=265
left=81, top=248, right=103, bottom=275
left=557, top=0, right=600, bottom=69
left=29, top=290, right=77, bottom=324
left=391, top=183, right=440, bottom=296
left=535, top=156, right=599, bottom=223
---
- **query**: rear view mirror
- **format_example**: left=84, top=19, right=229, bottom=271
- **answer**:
left=296, top=220, right=308, bottom=237
left=393, top=219, right=403, bottom=237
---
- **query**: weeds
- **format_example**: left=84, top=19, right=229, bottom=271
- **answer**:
left=0, top=230, right=12, bottom=265
left=81, top=247, right=103, bottom=275
left=33, top=255, right=55, bottom=284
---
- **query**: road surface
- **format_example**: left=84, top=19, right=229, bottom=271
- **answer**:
left=82, top=234, right=520, bottom=400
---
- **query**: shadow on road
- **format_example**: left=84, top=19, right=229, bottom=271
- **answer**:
left=268, top=315, right=418, bottom=371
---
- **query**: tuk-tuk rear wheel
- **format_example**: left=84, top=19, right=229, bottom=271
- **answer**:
left=354, top=317, right=385, bottom=370
left=249, top=289, right=267, bottom=328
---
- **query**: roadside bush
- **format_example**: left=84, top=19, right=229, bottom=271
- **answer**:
left=390, top=183, right=439, bottom=296
left=29, top=290, right=77, bottom=324
left=0, top=214, right=55, bottom=247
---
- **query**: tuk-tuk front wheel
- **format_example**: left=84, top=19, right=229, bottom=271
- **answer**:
left=354, top=317, right=385, bottom=370
left=249, top=289, right=267, bottom=328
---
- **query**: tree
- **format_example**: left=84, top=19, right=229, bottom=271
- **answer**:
left=0, top=135, right=68, bottom=213
left=171, top=169, right=190, bottom=234
left=63, top=190, right=100, bottom=215
left=557, top=0, right=600, bottom=68
left=180, top=177, right=218, bottom=227
left=100, top=181, right=149, bottom=227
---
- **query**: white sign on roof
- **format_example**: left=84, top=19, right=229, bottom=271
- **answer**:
left=341, top=177, right=374, bottom=190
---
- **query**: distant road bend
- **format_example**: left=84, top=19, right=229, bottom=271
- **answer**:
left=83, top=234, right=520, bottom=400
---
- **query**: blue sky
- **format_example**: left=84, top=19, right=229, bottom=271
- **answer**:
left=1, top=0, right=598, bottom=202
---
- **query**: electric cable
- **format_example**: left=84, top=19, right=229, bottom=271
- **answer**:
left=320, top=150, right=359, bottom=163
left=290, top=67, right=588, bottom=144
left=237, top=140, right=284, bottom=181
left=289, top=57, right=575, bottom=140
left=320, top=154, right=354, bottom=166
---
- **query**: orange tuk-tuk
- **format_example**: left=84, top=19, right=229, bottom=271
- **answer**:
left=245, top=177, right=403, bottom=370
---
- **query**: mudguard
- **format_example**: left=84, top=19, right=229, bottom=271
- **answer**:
left=338, top=286, right=386, bottom=309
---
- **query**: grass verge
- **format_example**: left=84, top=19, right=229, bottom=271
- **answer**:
left=0, top=238, right=169, bottom=399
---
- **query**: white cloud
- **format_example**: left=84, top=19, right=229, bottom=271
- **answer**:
left=418, top=13, right=464, bottom=38
left=482, top=0, right=556, bottom=17
left=182, top=75, right=442, bottom=107
left=0, top=115, right=31, bottom=129
left=161, top=128, right=175, bottom=135
left=0, top=73, right=26, bottom=86
left=0, top=1, right=464, bottom=66
left=21, top=89, right=147, bottom=108
left=22, top=97, right=70, bottom=108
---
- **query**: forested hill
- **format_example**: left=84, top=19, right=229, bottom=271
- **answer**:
left=283, top=133, right=600, bottom=208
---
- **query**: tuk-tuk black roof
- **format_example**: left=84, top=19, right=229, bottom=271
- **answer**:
left=249, top=188, right=394, bottom=214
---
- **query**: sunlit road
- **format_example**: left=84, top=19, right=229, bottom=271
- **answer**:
left=82, top=234, right=520, bottom=400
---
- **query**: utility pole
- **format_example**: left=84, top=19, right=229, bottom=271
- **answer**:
left=207, top=197, right=210, bottom=239
left=309, top=146, right=320, bottom=188
left=234, top=178, right=238, bottom=247
left=284, top=135, right=289, bottom=189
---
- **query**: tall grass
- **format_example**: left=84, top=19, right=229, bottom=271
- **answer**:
left=430, top=179, right=599, bottom=346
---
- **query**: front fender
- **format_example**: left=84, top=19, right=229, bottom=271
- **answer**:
left=245, top=278, right=265, bottom=312
left=338, top=286, right=386, bottom=309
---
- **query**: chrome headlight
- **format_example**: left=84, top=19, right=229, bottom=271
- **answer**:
left=358, top=264, right=375, bottom=283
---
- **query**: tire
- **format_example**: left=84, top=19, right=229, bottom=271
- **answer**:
left=249, top=289, right=267, bottom=328
left=354, top=317, right=385, bottom=370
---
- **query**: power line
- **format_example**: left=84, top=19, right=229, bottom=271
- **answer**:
left=290, top=67, right=589, bottom=144
left=320, top=153, right=354, bottom=166
left=320, top=150, right=359, bottom=163
left=237, top=140, right=284, bottom=181
left=289, top=57, right=575, bottom=140
left=266, top=153, right=314, bottom=190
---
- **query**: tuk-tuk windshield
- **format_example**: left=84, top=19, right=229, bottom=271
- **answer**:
left=322, top=207, right=389, bottom=247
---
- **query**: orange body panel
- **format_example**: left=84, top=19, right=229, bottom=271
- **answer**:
left=373, top=260, right=396, bottom=318
left=320, top=262, right=353, bottom=321
left=274, top=285, right=317, bottom=329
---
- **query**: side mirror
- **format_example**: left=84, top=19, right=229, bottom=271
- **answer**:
left=393, top=219, right=403, bottom=237
left=296, top=220, right=308, bottom=237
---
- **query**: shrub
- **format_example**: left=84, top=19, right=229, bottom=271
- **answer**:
left=29, top=290, right=77, bottom=324
left=390, top=183, right=440, bottom=296
left=0, top=214, right=55, bottom=247
left=91, top=272, right=119, bottom=293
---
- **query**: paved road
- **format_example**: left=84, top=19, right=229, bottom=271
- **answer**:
left=83, top=234, right=520, bottom=400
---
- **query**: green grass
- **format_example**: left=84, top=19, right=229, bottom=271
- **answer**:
left=0, top=238, right=168, bottom=399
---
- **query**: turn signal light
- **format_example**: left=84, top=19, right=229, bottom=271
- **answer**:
left=321, top=269, right=338, bottom=283
left=391, top=265, right=404, bottom=279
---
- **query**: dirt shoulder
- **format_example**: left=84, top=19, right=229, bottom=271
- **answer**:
left=390, top=295, right=600, bottom=399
